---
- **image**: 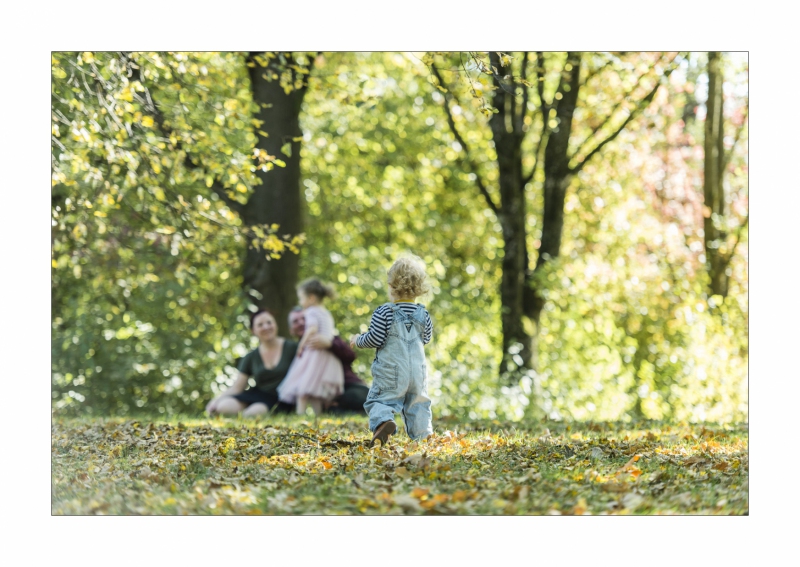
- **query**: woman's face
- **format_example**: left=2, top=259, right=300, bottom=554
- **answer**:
left=251, top=312, right=277, bottom=342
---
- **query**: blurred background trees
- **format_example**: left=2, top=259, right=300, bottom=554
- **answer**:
left=51, top=51, right=748, bottom=422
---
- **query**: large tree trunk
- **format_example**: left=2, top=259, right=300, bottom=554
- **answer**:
left=488, top=53, right=531, bottom=374
left=703, top=51, right=729, bottom=298
left=243, top=52, right=309, bottom=331
left=523, top=53, right=583, bottom=371
left=488, top=52, right=582, bottom=381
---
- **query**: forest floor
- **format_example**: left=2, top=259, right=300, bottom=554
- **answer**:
left=51, top=414, right=748, bottom=515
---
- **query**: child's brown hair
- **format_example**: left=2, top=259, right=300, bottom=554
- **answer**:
left=297, top=278, right=336, bottom=300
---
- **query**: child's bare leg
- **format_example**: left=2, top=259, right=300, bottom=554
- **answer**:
left=297, top=396, right=308, bottom=415
left=309, top=397, right=324, bottom=416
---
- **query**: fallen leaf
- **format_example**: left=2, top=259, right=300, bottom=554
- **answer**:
left=621, top=492, right=644, bottom=510
left=451, top=490, right=469, bottom=503
left=394, top=495, right=422, bottom=513
left=673, top=492, right=694, bottom=507
left=618, top=454, right=641, bottom=471
left=572, top=498, right=588, bottom=515
left=411, top=487, right=430, bottom=499
left=685, top=456, right=708, bottom=467
left=420, top=494, right=449, bottom=510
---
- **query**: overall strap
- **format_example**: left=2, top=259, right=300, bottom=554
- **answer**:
left=411, top=303, right=427, bottom=324
left=389, top=302, right=425, bottom=335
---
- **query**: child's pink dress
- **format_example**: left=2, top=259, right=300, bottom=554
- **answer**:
left=277, top=305, right=344, bottom=403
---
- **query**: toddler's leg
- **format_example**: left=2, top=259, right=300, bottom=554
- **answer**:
left=309, top=397, right=324, bottom=416
left=297, top=396, right=308, bottom=415
left=403, top=391, right=433, bottom=440
left=364, top=392, right=404, bottom=433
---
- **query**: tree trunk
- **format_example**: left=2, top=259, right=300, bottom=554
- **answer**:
left=488, top=53, right=531, bottom=374
left=488, top=52, right=582, bottom=382
left=524, top=53, right=583, bottom=362
left=243, top=52, right=309, bottom=331
left=703, top=51, right=729, bottom=297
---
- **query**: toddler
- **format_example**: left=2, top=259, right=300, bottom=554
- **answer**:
left=278, top=278, right=344, bottom=415
left=350, top=255, right=434, bottom=446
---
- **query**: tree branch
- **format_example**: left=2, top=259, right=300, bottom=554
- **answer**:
left=581, top=55, right=615, bottom=88
left=569, top=62, right=655, bottom=164
left=721, top=212, right=749, bottom=268
left=570, top=53, right=682, bottom=175
left=517, top=51, right=530, bottom=134
left=121, top=52, right=245, bottom=216
left=721, top=100, right=748, bottom=173
left=431, top=64, right=499, bottom=216
left=521, top=52, right=550, bottom=187
left=522, top=128, right=548, bottom=187
left=534, top=51, right=548, bottom=118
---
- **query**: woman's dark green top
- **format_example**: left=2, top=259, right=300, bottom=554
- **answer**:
left=237, top=340, right=298, bottom=393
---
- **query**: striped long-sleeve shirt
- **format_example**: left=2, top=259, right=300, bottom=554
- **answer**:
left=356, top=302, right=433, bottom=349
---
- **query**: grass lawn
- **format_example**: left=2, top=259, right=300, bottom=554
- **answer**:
left=51, top=414, right=748, bottom=515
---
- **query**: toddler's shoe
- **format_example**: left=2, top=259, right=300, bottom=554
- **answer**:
left=370, top=420, right=396, bottom=447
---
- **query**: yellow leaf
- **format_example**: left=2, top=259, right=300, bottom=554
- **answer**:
left=411, top=487, right=429, bottom=499
left=451, top=490, right=468, bottom=503
left=142, top=116, right=154, bottom=128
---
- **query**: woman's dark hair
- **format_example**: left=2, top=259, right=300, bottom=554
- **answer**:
left=249, top=309, right=277, bottom=330
left=297, top=278, right=336, bottom=300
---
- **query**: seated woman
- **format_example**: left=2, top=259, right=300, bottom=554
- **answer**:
left=205, top=309, right=297, bottom=417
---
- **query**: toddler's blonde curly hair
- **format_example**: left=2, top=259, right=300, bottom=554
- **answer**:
left=387, top=255, right=430, bottom=299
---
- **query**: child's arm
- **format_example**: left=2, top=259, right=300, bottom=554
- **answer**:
left=423, top=312, right=433, bottom=345
left=353, top=305, right=391, bottom=349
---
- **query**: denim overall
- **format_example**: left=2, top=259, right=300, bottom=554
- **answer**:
left=363, top=302, right=433, bottom=440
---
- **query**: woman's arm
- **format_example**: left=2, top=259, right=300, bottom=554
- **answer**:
left=297, top=324, right=318, bottom=357
left=206, top=371, right=249, bottom=414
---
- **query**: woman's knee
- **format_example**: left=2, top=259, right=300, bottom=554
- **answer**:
left=242, top=402, right=268, bottom=417
left=215, top=397, right=246, bottom=415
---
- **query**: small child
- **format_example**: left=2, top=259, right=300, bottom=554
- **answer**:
left=350, top=255, right=434, bottom=446
left=278, top=278, right=344, bottom=416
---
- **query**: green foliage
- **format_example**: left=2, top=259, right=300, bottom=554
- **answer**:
left=51, top=52, right=269, bottom=414
left=532, top=99, right=748, bottom=422
left=51, top=52, right=748, bottom=423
